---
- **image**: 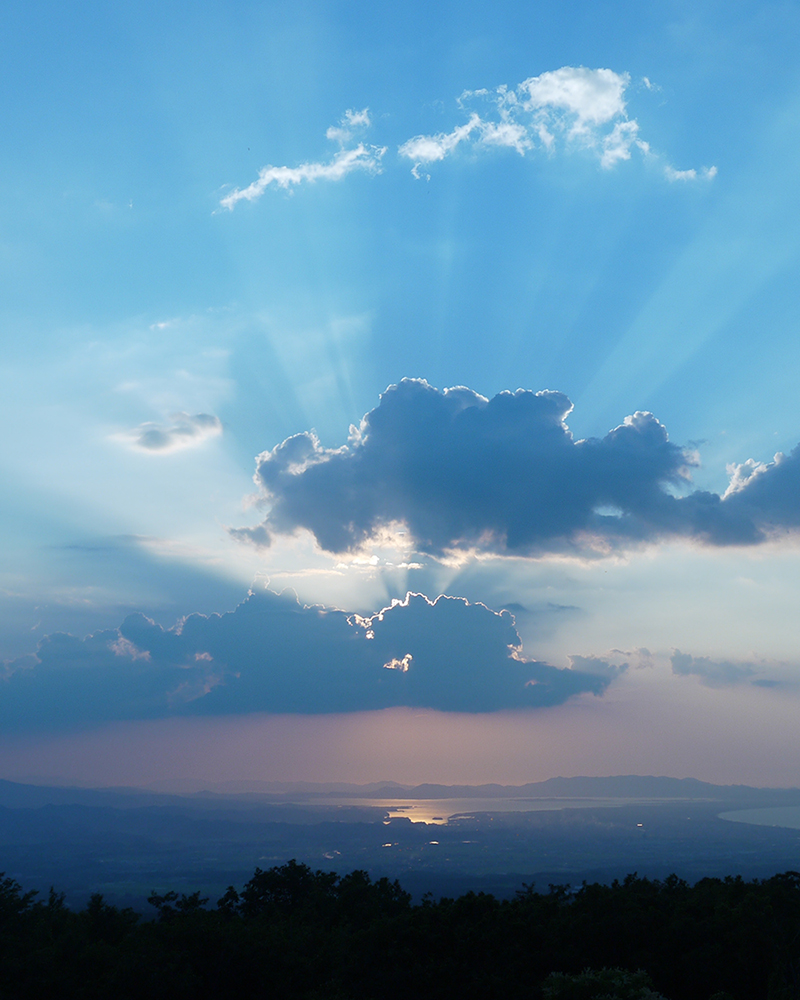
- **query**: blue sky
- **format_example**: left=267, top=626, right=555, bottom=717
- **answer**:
left=3, top=0, right=800, bottom=787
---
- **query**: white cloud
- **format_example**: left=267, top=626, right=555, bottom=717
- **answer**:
left=665, top=164, right=718, bottom=182
left=398, top=66, right=715, bottom=182
left=398, top=114, right=484, bottom=165
left=221, top=145, right=386, bottom=209
left=600, top=120, right=645, bottom=169
left=536, top=122, right=556, bottom=149
left=219, top=70, right=716, bottom=200
left=220, top=110, right=386, bottom=210
left=326, top=107, right=372, bottom=145
left=479, top=119, right=531, bottom=154
left=519, top=67, right=629, bottom=128
left=722, top=454, right=782, bottom=498
left=116, top=412, right=222, bottom=454
left=398, top=111, right=532, bottom=178
left=400, top=67, right=639, bottom=176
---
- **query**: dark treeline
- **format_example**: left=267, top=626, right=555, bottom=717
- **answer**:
left=2, top=860, right=799, bottom=999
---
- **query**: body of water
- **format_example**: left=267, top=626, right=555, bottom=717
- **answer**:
left=313, top=796, right=690, bottom=825
left=719, top=806, right=800, bottom=830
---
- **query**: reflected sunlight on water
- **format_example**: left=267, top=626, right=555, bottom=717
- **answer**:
left=321, top=796, right=679, bottom=825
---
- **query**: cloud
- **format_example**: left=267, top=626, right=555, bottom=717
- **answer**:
left=234, top=379, right=800, bottom=558
left=665, top=165, right=718, bottom=182
left=566, top=654, right=628, bottom=680
left=326, top=107, right=373, bottom=145
left=518, top=66, right=628, bottom=126
left=219, top=70, right=714, bottom=204
left=612, top=647, right=655, bottom=669
left=670, top=649, right=759, bottom=687
left=117, top=412, right=222, bottom=453
left=220, top=109, right=386, bottom=209
left=600, top=120, right=643, bottom=169
left=399, top=67, right=661, bottom=176
left=399, top=114, right=498, bottom=175
left=0, top=587, right=615, bottom=730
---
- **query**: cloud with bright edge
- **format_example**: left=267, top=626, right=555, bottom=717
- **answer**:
left=220, top=108, right=386, bottom=209
left=0, top=587, right=622, bottom=732
left=232, top=379, right=800, bottom=559
left=115, top=412, right=222, bottom=453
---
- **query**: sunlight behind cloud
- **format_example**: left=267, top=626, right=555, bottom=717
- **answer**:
left=4, top=0, right=800, bottom=800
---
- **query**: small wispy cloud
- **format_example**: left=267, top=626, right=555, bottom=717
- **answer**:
left=219, top=68, right=716, bottom=207
left=664, top=165, right=718, bottom=182
left=220, top=108, right=386, bottom=210
left=116, top=412, right=222, bottom=454
left=326, top=107, right=372, bottom=145
left=399, top=114, right=487, bottom=178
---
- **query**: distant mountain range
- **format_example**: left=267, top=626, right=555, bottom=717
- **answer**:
left=3, top=774, right=800, bottom=810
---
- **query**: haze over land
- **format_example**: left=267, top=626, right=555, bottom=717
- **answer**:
left=4, top=774, right=800, bottom=910
left=3, top=0, right=800, bottom=802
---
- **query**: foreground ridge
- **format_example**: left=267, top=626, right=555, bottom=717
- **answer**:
left=1, top=861, right=797, bottom=998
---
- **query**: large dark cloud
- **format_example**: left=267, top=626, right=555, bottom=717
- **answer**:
left=0, top=587, right=619, bottom=732
left=233, top=379, right=800, bottom=557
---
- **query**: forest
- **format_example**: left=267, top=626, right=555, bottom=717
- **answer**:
left=2, top=859, right=798, bottom=999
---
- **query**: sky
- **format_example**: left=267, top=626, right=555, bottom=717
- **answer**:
left=3, top=0, right=800, bottom=788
